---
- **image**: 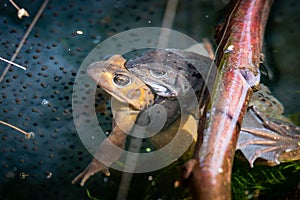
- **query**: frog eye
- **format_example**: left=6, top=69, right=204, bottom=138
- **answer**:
left=113, top=73, right=132, bottom=87
left=149, top=69, right=167, bottom=78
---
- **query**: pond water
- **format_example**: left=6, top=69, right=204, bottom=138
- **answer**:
left=0, top=0, right=299, bottom=199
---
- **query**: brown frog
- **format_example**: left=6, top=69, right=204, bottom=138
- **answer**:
left=72, top=55, right=155, bottom=186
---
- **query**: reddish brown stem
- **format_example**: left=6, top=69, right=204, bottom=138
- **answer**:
left=190, top=0, right=273, bottom=199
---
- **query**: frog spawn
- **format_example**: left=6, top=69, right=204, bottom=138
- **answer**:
left=0, top=0, right=299, bottom=199
left=1, top=0, right=169, bottom=195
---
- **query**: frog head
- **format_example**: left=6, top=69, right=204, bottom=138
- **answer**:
left=87, top=55, right=154, bottom=111
left=125, top=49, right=203, bottom=98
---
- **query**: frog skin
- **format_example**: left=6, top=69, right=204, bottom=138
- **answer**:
left=124, top=49, right=213, bottom=148
left=125, top=49, right=216, bottom=148
left=238, top=87, right=300, bottom=167
left=125, top=48, right=213, bottom=98
left=72, top=54, right=198, bottom=186
left=87, top=55, right=155, bottom=111
left=72, top=55, right=155, bottom=186
left=248, top=84, right=290, bottom=122
left=125, top=48, right=216, bottom=121
left=125, top=49, right=300, bottom=167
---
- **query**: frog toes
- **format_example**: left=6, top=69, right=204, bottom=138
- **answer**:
left=72, top=158, right=110, bottom=186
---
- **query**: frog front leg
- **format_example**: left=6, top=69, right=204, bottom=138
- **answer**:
left=72, top=124, right=128, bottom=186
left=72, top=102, right=140, bottom=186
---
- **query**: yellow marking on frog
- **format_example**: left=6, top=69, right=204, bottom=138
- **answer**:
left=87, top=55, right=154, bottom=111
left=149, top=114, right=198, bottom=150
left=181, top=115, right=198, bottom=142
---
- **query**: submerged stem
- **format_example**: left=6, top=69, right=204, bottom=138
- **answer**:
left=0, top=120, right=34, bottom=139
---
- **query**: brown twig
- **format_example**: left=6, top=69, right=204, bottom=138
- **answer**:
left=0, top=120, right=34, bottom=139
left=189, top=0, right=273, bottom=199
left=158, top=0, right=179, bottom=49
left=0, top=0, right=50, bottom=82
left=116, top=1, right=179, bottom=198
left=9, top=0, right=29, bottom=19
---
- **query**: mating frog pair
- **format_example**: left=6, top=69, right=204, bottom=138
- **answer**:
left=72, top=49, right=300, bottom=186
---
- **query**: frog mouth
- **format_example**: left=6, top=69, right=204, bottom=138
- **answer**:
left=149, top=83, right=176, bottom=97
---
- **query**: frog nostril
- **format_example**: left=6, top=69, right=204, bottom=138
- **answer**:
left=127, top=89, right=141, bottom=99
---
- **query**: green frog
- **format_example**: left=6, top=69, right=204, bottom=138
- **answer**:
left=73, top=49, right=300, bottom=186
